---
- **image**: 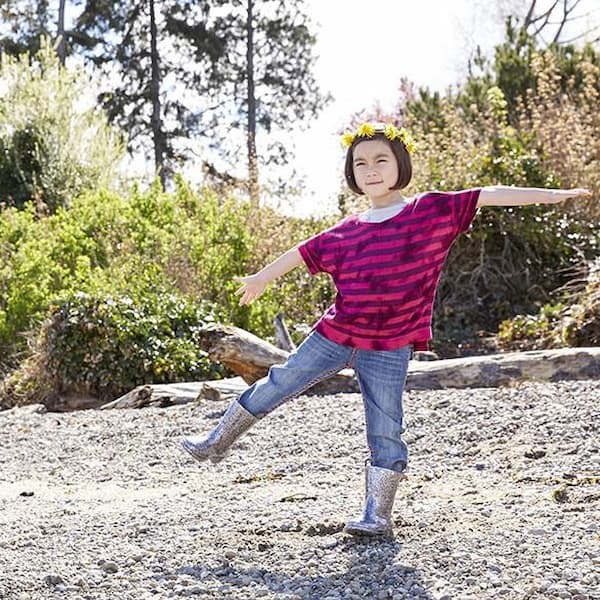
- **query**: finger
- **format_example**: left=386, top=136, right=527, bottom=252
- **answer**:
left=239, top=292, right=253, bottom=306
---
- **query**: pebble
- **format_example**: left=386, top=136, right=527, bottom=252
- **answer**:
left=2, top=380, right=598, bottom=599
left=43, top=574, right=64, bottom=586
left=99, top=560, right=119, bottom=574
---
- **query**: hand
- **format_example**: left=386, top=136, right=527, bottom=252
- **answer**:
left=549, top=188, right=593, bottom=203
left=234, top=273, right=268, bottom=306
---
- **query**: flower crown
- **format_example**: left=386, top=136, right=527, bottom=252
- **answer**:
left=341, top=122, right=416, bottom=154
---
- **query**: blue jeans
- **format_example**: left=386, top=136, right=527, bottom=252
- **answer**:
left=238, top=331, right=411, bottom=473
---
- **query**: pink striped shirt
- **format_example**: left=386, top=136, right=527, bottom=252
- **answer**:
left=297, top=189, right=481, bottom=351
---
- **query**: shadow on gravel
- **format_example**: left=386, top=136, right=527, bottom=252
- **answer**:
left=177, top=535, right=433, bottom=599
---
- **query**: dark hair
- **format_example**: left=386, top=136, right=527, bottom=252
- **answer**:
left=344, top=133, right=412, bottom=194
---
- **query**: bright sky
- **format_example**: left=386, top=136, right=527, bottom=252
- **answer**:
left=285, top=0, right=508, bottom=216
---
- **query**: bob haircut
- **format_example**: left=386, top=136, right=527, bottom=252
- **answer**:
left=344, top=133, right=413, bottom=195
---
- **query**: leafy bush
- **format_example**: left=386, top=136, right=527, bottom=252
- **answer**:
left=0, top=179, right=331, bottom=385
left=497, top=259, right=600, bottom=350
left=0, top=289, right=225, bottom=407
left=0, top=38, right=125, bottom=211
left=496, top=303, right=567, bottom=351
left=387, top=52, right=599, bottom=354
left=46, top=291, right=224, bottom=399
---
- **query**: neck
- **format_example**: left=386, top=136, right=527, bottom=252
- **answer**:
left=368, top=190, right=404, bottom=209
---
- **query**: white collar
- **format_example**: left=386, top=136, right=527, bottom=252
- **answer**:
left=359, top=198, right=408, bottom=223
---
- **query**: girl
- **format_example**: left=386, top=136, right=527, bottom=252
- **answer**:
left=182, top=122, right=591, bottom=537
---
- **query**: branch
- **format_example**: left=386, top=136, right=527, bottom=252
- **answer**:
left=530, top=1, right=560, bottom=37
left=524, top=0, right=539, bottom=29
left=552, top=0, right=585, bottom=43
left=561, top=23, right=600, bottom=43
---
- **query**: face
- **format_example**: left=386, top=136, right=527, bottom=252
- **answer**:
left=352, top=139, right=401, bottom=206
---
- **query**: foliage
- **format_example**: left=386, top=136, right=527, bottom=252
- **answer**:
left=0, top=0, right=53, bottom=56
left=70, top=0, right=230, bottom=183
left=46, top=290, right=223, bottom=399
left=497, top=258, right=600, bottom=350
left=0, top=38, right=125, bottom=211
left=1, top=0, right=329, bottom=193
left=496, top=302, right=567, bottom=351
left=0, top=286, right=224, bottom=407
left=196, top=0, right=330, bottom=193
left=0, top=179, right=330, bottom=377
left=361, top=26, right=600, bottom=355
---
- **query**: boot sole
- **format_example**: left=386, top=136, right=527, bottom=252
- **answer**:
left=180, top=440, right=225, bottom=464
left=344, top=524, right=392, bottom=537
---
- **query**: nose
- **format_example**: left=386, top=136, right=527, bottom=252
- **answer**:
left=365, top=165, right=380, bottom=179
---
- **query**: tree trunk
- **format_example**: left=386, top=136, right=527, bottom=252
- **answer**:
left=57, top=0, right=67, bottom=65
left=149, top=0, right=166, bottom=187
left=246, top=0, right=259, bottom=205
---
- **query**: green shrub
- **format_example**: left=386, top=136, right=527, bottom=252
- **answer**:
left=497, top=258, right=600, bottom=351
left=496, top=302, right=567, bottom=351
left=0, top=179, right=333, bottom=383
left=0, top=38, right=125, bottom=211
left=41, top=290, right=224, bottom=402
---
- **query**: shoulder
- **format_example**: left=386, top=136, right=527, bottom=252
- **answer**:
left=308, top=214, right=359, bottom=246
left=412, top=188, right=481, bottom=207
left=324, top=214, right=362, bottom=233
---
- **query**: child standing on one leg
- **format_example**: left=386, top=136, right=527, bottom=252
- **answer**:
left=182, top=122, right=591, bottom=537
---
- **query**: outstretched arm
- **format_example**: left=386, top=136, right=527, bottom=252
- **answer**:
left=235, top=247, right=304, bottom=305
left=477, top=185, right=592, bottom=207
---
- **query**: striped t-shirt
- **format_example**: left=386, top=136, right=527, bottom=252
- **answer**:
left=297, top=188, right=481, bottom=351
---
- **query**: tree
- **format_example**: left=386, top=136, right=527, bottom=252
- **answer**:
left=192, top=0, right=331, bottom=204
left=1, top=1, right=328, bottom=198
left=0, top=0, right=52, bottom=56
left=0, top=0, right=84, bottom=63
left=0, top=38, right=125, bottom=211
left=74, top=0, right=177, bottom=184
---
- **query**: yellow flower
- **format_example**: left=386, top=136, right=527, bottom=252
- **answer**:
left=384, top=124, right=400, bottom=141
left=341, top=132, right=355, bottom=147
left=357, top=122, right=376, bottom=137
left=405, top=140, right=416, bottom=154
left=398, top=128, right=416, bottom=154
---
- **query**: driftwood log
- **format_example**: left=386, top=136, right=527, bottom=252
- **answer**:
left=101, top=323, right=600, bottom=409
left=273, top=313, right=296, bottom=352
left=197, top=323, right=358, bottom=393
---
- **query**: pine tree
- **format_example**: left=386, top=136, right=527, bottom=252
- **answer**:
left=183, top=0, right=330, bottom=204
left=73, top=0, right=226, bottom=186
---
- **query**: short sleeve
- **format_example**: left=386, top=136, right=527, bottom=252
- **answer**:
left=297, top=234, right=323, bottom=275
left=450, top=188, right=481, bottom=233
left=297, top=217, right=350, bottom=276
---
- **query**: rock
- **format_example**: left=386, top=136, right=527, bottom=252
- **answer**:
left=99, top=560, right=119, bottom=574
left=44, top=574, right=65, bottom=586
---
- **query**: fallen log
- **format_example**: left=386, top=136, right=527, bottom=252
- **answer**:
left=405, top=347, right=600, bottom=389
left=101, top=377, right=248, bottom=410
left=197, top=322, right=359, bottom=393
left=101, top=324, right=600, bottom=409
left=198, top=323, right=287, bottom=384
left=101, top=371, right=360, bottom=410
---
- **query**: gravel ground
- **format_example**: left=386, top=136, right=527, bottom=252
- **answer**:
left=0, top=379, right=599, bottom=600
